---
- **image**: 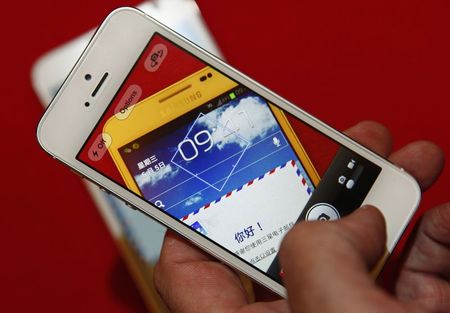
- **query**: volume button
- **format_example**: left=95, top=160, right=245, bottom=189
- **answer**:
left=124, top=202, right=137, bottom=210
left=70, top=169, right=85, bottom=179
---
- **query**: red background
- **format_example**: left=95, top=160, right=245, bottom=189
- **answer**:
left=0, top=0, right=449, bottom=312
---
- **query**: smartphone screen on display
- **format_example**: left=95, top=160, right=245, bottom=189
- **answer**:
left=76, top=33, right=382, bottom=283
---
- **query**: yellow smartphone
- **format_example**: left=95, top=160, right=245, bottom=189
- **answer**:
left=104, top=66, right=320, bottom=196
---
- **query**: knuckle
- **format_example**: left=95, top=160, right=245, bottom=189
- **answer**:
left=424, top=202, right=450, bottom=241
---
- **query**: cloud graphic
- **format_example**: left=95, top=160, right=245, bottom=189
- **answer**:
left=135, top=163, right=179, bottom=188
left=184, top=194, right=203, bottom=206
left=198, top=96, right=277, bottom=150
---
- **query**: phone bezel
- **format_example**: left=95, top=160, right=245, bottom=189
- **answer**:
left=37, top=7, right=421, bottom=296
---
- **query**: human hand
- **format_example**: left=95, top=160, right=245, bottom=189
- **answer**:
left=154, top=121, right=446, bottom=313
left=280, top=203, right=450, bottom=312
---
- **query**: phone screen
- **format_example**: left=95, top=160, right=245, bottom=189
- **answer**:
left=77, top=33, right=381, bottom=283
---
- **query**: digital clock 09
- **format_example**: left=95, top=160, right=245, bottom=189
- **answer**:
left=177, top=129, right=214, bottom=162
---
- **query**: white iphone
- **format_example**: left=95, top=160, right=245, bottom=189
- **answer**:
left=37, top=7, right=420, bottom=296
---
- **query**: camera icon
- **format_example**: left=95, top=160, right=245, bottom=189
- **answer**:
left=338, top=175, right=347, bottom=184
left=317, top=213, right=330, bottom=221
left=305, top=203, right=340, bottom=221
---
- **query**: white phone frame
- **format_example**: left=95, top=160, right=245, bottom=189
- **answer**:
left=37, top=7, right=421, bottom=297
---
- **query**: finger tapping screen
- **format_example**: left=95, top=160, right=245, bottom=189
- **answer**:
left=77, top=34, right=381, bottom=283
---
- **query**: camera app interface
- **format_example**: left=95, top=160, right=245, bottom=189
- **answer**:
left=78, top=34, right=381, bottom=283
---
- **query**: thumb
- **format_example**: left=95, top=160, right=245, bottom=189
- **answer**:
left=280, top=206, right=401, bottom=313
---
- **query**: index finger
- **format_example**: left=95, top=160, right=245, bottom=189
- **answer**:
left=344, top=120, right=393, bottom=157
